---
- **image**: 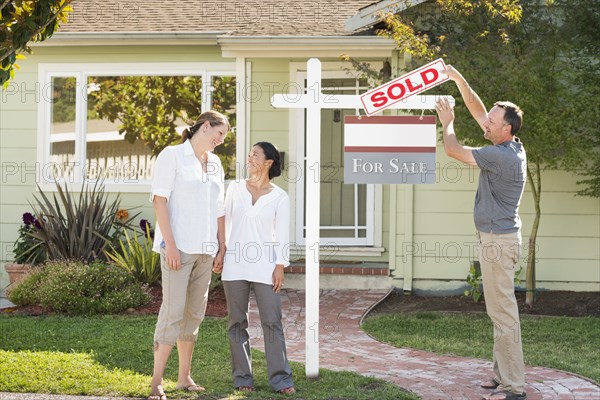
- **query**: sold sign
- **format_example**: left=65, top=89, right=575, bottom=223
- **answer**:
left=360, top=58, right=449, bottom=116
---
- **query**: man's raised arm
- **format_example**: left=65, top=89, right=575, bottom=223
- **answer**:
left=442, top=65, right=488, bottom=131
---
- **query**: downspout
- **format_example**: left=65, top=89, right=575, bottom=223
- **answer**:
left=389, top=185, right=397, bottom=279
left=403, top=185, right=414, bottom=293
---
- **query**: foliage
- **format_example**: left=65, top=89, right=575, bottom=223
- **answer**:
left=359, top=0, right=599, bottom=306
left=7, top=260, right=150, bottom=315
left=27, top=180, right=137, bottom=264
left=431, top=0, right=598, bottom=306
left=559, top=0, right=600, bottom=197
left=12, top=212, right=45, bottom=264
left=0, top=0, right=72, bottom=87
left=88, top=75, right=238, bottom=177
left=364, top=0, right=598, bottom=190
left=464, top=261, right=523, bottom=303
left=5, top=265, right=49, bottom=305
left=464, top=261, right=483, bottom=302
left=105, top=220, right=161, bottom=286
left=87, top=76, right=201, bottom=157
left=50, top=76, right=77, bottom=122
left=210, top=76, right=237, bottom=177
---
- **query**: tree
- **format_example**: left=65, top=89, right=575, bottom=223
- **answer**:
left=366, top=0, right=598, bottom=306
left=1, top=0, right=72, bottom=87
left=89, top=75, right=237, bottom=177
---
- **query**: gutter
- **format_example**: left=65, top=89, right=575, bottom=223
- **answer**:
left=32, top=32, right=224, bottom=46
left=32, top=32, right=397, bottom=58
left=217, top=36, right=396, bottom=58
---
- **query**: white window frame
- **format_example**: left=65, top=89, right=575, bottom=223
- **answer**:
left=37, top=62, right=236, bottom=192
left=288, top=62, right=383, bottom=249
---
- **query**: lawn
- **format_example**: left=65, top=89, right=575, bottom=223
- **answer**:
left=0, top=315, right=417, bottom=400
left=362, top=312, right=600, bottom=384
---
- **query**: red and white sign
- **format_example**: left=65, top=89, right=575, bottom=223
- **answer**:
left=360, top=58, right=449, bottom=116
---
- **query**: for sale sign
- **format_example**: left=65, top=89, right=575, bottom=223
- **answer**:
left=360, top=59, right=449, bottom=116
left=344, top=115, right=437, bottom=184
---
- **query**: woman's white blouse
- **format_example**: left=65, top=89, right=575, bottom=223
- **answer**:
left=221, top=180, right=290, bottom=285
left=150, top=140, right=225, bottom=255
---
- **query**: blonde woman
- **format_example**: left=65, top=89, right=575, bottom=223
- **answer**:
left=149, top=111, right=229, bottom=400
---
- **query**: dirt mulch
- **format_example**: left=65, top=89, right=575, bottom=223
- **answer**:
left=125, top=285, right=228, bottom=318
left=370, top=290, right=600, bottom=318
left=4, top=287, right=598, bottom=319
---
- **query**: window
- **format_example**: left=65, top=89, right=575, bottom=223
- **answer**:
left=38, top=63, right=236, bottom=190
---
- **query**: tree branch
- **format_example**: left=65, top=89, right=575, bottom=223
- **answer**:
left=526, top=164, right=538, bottom=201
left=0, top=0, right=72, bottom=64
left=0, top=0, right=11, bottom=14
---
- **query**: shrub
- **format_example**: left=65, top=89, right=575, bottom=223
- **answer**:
left=464, top=261, right=483, bottom=302
left=464, top=261, right=524, bottom=303
left=28, top=180, right=137, bottom=264
left=105, top=221, right=161, bottom=286
left=6, top=267, right=49, bottom=306
left=7, top=260, right=150, bottom=315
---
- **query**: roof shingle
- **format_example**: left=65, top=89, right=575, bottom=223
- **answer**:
left=62, top=0, right=377, bottom=36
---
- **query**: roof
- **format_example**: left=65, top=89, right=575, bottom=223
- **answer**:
left=61, top=0, right=377, bottom=36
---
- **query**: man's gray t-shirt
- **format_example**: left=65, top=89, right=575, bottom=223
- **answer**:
left=472, top=139, right=526, bottom=234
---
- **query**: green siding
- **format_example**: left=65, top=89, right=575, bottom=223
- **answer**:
left=394, top=147, right=600, bottom=289
left=1, top=45, right=598, bottom=293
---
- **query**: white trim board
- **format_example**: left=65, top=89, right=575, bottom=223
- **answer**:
left=345, top=0, right=429, bottom=31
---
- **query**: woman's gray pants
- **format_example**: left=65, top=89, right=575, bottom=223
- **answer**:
left=223, top=280, right=294, bottom=391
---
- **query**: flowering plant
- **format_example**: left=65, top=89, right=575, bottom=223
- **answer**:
left=13, top=212, right=46, bottom=265
left=105, top=218, right=160, bottom=285
left=138, top=219, right=155, bottom=239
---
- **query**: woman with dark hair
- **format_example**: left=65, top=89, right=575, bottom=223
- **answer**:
left=213, top=141, right=295, bottom=395
left=148, top=110, right=229, bottom=400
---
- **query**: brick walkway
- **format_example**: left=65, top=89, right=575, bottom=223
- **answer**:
left=248, top=289, right=600, bottom=400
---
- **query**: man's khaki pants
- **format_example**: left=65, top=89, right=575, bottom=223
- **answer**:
left=478, top=230, right=525, bottom=394
left=154, top=251, right=212, bottom=345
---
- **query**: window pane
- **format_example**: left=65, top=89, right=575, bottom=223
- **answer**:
left=50, top=77, right=77, bottom=181
left=321, top=229, right=356, bottom=238
left=357, top=184, right=367, bottom=226
left=211, top=76, right=237, bottom=179
left=86, top=76, right=201, bottom=182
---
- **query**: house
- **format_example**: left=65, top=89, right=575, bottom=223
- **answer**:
left=1, top=0, right=598, bottom=297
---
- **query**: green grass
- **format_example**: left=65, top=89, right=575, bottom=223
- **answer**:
left=0, top=315, right=417, bottom=399
left=362, top=312, right=600, bottom=383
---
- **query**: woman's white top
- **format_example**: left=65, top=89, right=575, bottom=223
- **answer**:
left=221, top=179, right=290, bottom=285
left=150, top=140, right=225, bottom=256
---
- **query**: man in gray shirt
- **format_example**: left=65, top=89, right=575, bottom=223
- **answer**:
left=436, top=65, right=527, bottom=400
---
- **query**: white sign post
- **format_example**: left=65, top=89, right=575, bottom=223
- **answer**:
left=271, top=58, right=454, bottom=378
